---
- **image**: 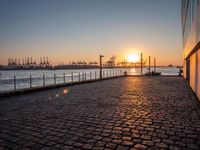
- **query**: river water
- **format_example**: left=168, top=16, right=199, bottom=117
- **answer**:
left=0, top=67, right=180, bottom=92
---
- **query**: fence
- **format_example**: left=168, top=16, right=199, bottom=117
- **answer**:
left=10, top=70, right=124, bottom=91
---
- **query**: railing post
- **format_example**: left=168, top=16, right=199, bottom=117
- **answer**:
left=43, top=74, right=45, bottom=86
left=110, top=70, right=111, bottom=77
left=30, top=75, right=32, bottom=88
left=63, top=73, right=65, bottom=83
left=54, top=74, right=56, bottom=85
left=79, top=72, right=80, bottom=81
left=90, top=72, right=92, bottom=80
left=82, top=72, right=84, bottom=80
left=71, top=73, right=73, bottom=82
left=85, top=72, right=87, bottom=80
left=95, top=71, right=96, bottom=79
left=14, top=76, right=16, bottom=90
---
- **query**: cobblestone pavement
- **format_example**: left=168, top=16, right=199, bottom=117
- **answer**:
left=0, top=77, right=200, bottom=150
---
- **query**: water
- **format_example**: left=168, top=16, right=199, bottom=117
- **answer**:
left=0, top=67, right=179, bottom=92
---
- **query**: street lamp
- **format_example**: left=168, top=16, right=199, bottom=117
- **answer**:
left=99, top=54, right=104, bottom=79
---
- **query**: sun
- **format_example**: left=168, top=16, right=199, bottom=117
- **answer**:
left=127, top=54, right=140, bottom=63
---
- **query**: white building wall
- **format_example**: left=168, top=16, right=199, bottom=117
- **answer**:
left=196, top=50, right=200, bottom=99
left=189, top=53, right=196, bottom=92
left=182, top=0, right=200, bottom=100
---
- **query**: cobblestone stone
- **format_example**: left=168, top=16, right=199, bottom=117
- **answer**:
left=0, top=77, right=200, bottom=149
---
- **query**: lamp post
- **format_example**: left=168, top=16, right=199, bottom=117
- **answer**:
left=149, top=56, right=151, bottom=74
left=99, top=54, right=104, bottom=79
left=141, top=53, right=143, bottom=75
left=154, top=57, right=156, bottom=73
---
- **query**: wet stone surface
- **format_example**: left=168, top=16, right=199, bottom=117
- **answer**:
left=0, top=76, right=200, bottom=150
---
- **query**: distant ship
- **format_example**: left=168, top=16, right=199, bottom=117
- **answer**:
left=168, top=64, right=173, bottom=67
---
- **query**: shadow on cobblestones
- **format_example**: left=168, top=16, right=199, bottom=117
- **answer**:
left=0, top=77, right=200, bottom=150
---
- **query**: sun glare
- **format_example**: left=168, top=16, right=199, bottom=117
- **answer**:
left=127, top=54, right=140, bottom=63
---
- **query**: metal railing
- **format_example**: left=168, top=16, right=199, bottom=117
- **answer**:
left=11, top=70, right=124, bottom=91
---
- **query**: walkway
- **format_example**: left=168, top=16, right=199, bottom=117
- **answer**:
left=0, top=77, right=200, bottom=149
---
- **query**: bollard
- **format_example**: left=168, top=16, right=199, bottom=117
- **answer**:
left=90, top=72, right=92, bottom=80
left=43, top=74, right=45, bottom=86
left=54, top=74, right=56, bottom=85
left=63, top=73, right=65, bottom=83
left=14, top=76, right=16, bottom=90
left=30, top=75, right=32, bottom=88
left=71, top=73, right=73, bottom=82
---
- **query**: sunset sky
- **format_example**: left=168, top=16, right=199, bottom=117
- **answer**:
left=0, top=0, right=182, bottom=66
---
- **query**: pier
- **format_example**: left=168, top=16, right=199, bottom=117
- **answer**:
left=0, top=76, right=200, bottom=149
